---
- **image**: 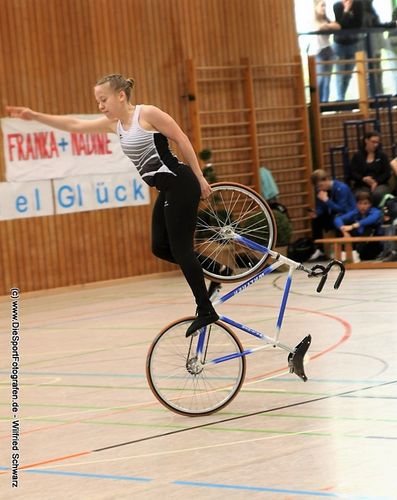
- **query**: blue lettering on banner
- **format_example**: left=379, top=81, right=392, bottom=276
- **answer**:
left=115, top=185, right=127, bottom=202
left=96, top=183, right=109, bottom=204
left=57, top=184, right=83, bottom=208
left=15, top=196, right=28, bottom=213
left=34, top=188, right=41, bottom=211
left=1, top=174, right=149, bottom=220
left=132, top=179, right=144, bottom=201
left=0, top=181, right=53, bottom=220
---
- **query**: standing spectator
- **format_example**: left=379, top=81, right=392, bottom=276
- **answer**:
left=333, top=0, right=364, bottom=101
left=362, top=0, right=396, bottom=97
left=309, top=0, right=340, bottom=103
left=334, top=190, right=383, bottom=260
left=308, top=169, right=356, bottom=260
left=348, top=130, right=392, bottom=206
left=387, top=7, right=397, bottom=94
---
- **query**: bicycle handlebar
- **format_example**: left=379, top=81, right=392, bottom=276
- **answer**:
left=299, top=260, right=346, bottom=293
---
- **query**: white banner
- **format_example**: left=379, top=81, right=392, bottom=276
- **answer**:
left=1, top=116, right=135, bottom=181
left=0, top=172, right=150, bottom=220
left=0, top=180, right=54, bottom=220
left=53, top=172, right=150, bottom=214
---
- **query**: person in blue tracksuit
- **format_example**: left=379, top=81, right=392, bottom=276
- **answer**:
left=309, top=169, right=356, bottom=260
left=334, top=190, right=383, bottom=260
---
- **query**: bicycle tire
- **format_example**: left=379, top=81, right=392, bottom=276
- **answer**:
left=146, top=317, right=246, bottom=416
left=195, top=182, right=277, bottom=283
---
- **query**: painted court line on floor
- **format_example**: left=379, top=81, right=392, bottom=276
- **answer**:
left=0, top=467, right=393, bottom=500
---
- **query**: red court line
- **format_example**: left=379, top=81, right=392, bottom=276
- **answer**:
left=0, top=451, right=91, bottom=475
left=239, top=304, right=352, bottom=382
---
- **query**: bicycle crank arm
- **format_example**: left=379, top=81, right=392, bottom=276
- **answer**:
left=287, top=334, right=312, bottom=382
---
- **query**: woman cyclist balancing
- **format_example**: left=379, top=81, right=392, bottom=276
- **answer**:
left=6, top=74, right=218, bottom=336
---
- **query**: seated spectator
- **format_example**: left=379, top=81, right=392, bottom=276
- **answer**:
left=334, top=190, right=383, bottom=260
left=309, top=169, right=356, bottom=260
left=348, top=130, right=392, bottom=206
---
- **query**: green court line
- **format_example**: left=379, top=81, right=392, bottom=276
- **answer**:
left=1, top=402, right=395, bottom=424
left=0, top=382, right=393, bottom=401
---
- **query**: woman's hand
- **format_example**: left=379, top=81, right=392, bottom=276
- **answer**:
left=362, top=176, right=377, bottom=192
left=198, top=176, right=212, bottom=199
left=6, top=105, right=116, bottom=133
left=6, top=106, right=37, bottom=120
left=363, top=176, right=374, bottom=187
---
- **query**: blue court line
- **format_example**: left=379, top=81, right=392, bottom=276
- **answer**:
left=12, top=468, right=151, bottom=483
left=0, top=467, right=393, bottom=499
left=172, top=481, right=393, bottom=499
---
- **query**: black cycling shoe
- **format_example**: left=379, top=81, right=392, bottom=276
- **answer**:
left=185, top=311, right=219, bottom=337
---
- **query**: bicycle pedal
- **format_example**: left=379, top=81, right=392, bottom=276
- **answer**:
left=208, top=281, right=222, bottom=302
left=288, top=334, right=311, bottom=382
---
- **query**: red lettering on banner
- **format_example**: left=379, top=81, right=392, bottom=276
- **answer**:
left=49, top=132, right=59, bottom=158
left=71, top=133, right=112, bottom=156
left=7, top=134, right=22, bottom=161
left=7, top=132, right=59, bottom=161
left=34, top=132, right=50, bottom=158
left=25, top=134, right=35, bottom=159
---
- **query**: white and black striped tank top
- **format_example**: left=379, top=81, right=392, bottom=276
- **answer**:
left=117, top=105, right=180, bottom=187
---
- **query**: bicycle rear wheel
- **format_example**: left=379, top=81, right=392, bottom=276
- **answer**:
left=146, top=318, right=246, bottom=416
left=195, top=182, right=276, bottom=283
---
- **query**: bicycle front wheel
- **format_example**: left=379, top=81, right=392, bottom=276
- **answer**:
left=146, top=318, right=246, bottom=416
left=195, top=182, right=277, bottom=283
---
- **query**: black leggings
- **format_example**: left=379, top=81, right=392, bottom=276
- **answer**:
left=151, top=165, right=213, bottom=315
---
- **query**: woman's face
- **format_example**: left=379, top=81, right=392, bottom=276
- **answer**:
left=316, top=1, right=326, bottom=15
left=94, top=83, right=125, bottom=119
left=365, top=135, right=381, bottom=153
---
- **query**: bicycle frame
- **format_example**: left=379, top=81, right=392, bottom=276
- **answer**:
left=195, top=233, right=345, bottom=372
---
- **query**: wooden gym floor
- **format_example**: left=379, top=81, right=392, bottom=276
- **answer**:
left=0, top=266, right=396, bottom=500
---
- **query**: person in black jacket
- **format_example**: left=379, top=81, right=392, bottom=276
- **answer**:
left=362, top=0, right=397, bottom=97
left=348, top=130, right=392, bottom=206
left=333, top=0, right=364, bottom=101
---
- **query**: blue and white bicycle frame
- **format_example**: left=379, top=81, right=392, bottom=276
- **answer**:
left=194, top=233, right=345, bottom=381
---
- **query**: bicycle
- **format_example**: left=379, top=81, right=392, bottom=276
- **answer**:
left=146, top=182, right=345, bottom=416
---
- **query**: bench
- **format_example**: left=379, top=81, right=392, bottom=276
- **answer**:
left=314, top=236, right=397, bottom=269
